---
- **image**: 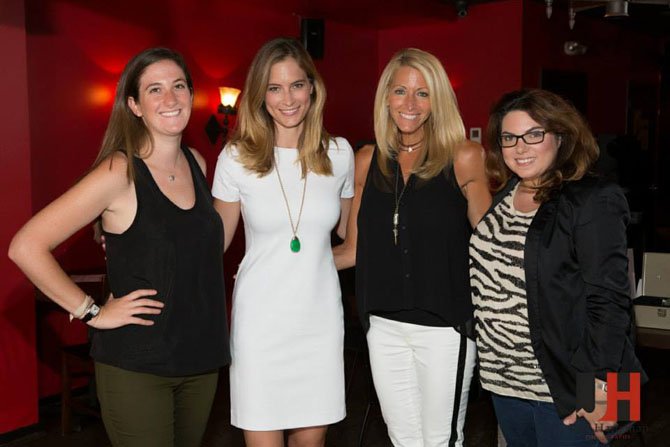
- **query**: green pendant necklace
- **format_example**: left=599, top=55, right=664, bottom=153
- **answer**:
left=274, top=152, right=307, bottom=253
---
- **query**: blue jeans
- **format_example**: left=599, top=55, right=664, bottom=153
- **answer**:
left=491, top=393, right=604, bottom=447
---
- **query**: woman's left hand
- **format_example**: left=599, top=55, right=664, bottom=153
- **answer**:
left=563, top=382, right=616, bottom=444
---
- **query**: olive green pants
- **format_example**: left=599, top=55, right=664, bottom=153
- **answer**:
left=95, top=362, right=219, bottom=447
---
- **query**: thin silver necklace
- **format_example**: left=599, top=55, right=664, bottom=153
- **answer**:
left=393, top=160, right=409, bottom=245
left=274, top=152, right=307, bottom=253
left=167, top=150, right=181, bottom=182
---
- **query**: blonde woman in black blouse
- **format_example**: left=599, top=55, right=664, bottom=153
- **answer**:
left=335, top=48, right=490, bottom=447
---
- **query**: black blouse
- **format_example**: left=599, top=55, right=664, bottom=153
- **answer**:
left=93, top=146, right=230, bottom=376
left=355, top=149, right=472, bottom=329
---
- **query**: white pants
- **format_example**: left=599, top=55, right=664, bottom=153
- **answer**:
left=367, top=315, right=476, bottom=447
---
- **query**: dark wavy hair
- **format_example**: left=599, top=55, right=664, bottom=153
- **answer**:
left=486, top=89, right=599, bottom=202
left=91, top=47, right=193, bottom=180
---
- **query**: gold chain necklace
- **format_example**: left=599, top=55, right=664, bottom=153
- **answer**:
left=274, top=152, right=307, bottom=253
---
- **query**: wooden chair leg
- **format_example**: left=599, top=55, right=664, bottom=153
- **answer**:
left=60, top=343, right=100, bottom=435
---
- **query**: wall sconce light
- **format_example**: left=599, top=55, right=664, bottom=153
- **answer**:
left=205, top=87, right=241, bottom=145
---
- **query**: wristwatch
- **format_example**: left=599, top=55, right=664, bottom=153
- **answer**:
left=81, top=304, right=101, bottom=323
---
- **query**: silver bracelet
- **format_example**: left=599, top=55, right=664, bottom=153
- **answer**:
left=69, top=294, right=93, bottom=321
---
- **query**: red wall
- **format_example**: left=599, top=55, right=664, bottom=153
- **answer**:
left=0, top=0, right=39, bottom=433
left=318, top=21, right=378, bottom=146
left=378, top=0, right=524, bottom=138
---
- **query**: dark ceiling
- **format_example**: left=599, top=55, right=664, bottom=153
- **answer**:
left=255, top=0, right=670, bottom=35
left=24, top=0, right=670, bottom=37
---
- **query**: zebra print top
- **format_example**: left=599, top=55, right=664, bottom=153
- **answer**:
left=469, top=184, right=552, bottom=402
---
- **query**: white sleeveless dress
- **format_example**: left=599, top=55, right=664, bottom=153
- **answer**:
left=212, top=137, right=354, bottom=430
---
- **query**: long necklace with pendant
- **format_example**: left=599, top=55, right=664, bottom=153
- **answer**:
left=274, top=152, right=307, bottom=253
left=393, top=160, right=409, bottom=246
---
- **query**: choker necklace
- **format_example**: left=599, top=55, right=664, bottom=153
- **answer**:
left=392, top=161, right=409, bottom=245
left=398, top=138, right=424, bottom=153
left=274, top=153, right=307, bottom=253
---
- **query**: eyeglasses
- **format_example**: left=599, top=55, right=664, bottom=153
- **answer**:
left=499, top=130, right=547, bottom=148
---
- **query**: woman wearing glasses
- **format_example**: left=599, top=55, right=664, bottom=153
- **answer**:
left=470, top=89, right=646, bottom=445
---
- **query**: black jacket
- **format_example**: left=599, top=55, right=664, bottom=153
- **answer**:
left=489, top=176, right=647, bottom=418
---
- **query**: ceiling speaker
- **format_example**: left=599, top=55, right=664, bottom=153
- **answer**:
left=301, top=18, right=324, bottom=60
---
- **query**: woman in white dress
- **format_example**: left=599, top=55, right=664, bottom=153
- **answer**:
left=212, top=38, right=354, bottom=447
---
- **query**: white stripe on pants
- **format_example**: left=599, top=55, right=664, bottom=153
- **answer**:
left=367, top=315, right=476, bottom=447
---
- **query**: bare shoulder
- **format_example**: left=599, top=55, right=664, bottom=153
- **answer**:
left=356, top=144, right=375, bottom=167
left=87, top=151, right=131, bottom=186
left=44, top=151, right=134, bottom=223
left=354, top=144, right=375, bottom=182
left=188, top=147, right=207, bottom=175
left=453, top=140, right=487, bottom=188
left=454, top=140, right=485, bottom=166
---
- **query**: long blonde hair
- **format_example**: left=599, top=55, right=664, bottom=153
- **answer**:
left=230, top=38, right=332, bottom=177
left=374, top=48, right=465, bottom=179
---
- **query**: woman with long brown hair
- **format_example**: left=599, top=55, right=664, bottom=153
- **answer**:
left=9, top=48, right=229, bottom=446
left=212, top=38, right=353, bottom=447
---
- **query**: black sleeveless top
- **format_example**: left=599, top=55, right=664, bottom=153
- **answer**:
left=92, top=146, right=230, bottom=376
left=356, top=149, right=473, bottom=329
